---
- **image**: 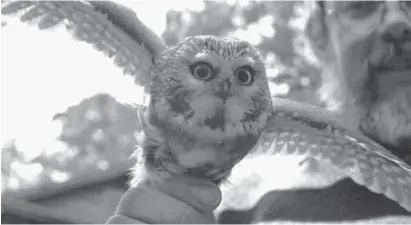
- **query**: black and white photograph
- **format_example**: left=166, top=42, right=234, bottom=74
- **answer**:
left=1, top=1, right=411, bottom=224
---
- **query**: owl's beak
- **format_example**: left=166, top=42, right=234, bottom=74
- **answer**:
left=215, top=90, right=230, bottom=100
left=215, top=79, right=231, bottom=100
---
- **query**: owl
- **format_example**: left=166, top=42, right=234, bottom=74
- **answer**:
left=135, top=36, right=273, bottom=184
left=2, top=0, right=411, bottom=212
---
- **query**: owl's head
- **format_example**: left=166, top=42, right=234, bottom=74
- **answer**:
left=140, top=36, right=273, bottom=182
left=150, top=36, right=272, bottom=142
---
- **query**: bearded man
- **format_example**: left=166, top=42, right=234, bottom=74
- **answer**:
left=107, top=1, right=411, bottom=224
left=214, top=2, right=411, bottom=223
left=308, top=1, right=411, bottom=160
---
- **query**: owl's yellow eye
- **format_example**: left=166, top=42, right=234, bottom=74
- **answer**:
left=235, top=67, right=254, bottom=85
left=190, top=62, right=214, bottom=81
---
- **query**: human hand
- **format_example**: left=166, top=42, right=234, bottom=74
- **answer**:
left=106, top=176, right=222, bottom=224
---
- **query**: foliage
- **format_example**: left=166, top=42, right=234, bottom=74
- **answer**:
left=1, top=1, right=322, bottom=194
left=162, top=1, right=321, bottom=104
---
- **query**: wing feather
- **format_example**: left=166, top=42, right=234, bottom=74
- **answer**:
left=254, top=99, right=411, bottom=213
left=4, top=0, right=410, bottom=215
left=1, top=0, right=167, bottom=88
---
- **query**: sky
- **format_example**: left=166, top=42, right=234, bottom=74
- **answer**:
left=1, top=1, right=192, bottom=150
left=1, top=1, right=221, bottom=189
left=1, top=0, right=290, bottom=150
left=1, top=0, right=303, bottom=189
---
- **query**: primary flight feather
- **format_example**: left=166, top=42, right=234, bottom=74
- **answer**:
left=2, top=0, right=411, bottom=213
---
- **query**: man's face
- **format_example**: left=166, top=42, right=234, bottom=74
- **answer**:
left=323, top=1, right=411, bottom=151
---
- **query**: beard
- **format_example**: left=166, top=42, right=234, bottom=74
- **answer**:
left=360, top=82, right=411, bottom=153
left=359, top=39, right=411, bottom=153
left=320, top=41, right=411, bottom=157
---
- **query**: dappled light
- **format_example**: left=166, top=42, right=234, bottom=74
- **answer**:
left=1, top=0, right=320, bottom=197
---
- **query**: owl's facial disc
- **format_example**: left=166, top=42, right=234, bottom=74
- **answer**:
left=152, top=36, right=272, bottom=142
left=174, top=54, right=266, bottom=138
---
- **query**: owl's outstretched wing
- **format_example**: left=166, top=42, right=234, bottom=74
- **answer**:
left=1, top=0, right=167, bottom=89
left=254, top=98, right=411, bottom=213
left=3, top=0, right=410, bottom=216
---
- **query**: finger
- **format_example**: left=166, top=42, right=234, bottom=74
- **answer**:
left=116, top=185, right=217, bottom=224
left=106, top=215, right=146, bottom=224
left=155, top=176, right=222, bottom=212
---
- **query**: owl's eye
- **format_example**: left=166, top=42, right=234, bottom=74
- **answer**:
left=190, top=62, right=214, bottom=81
left=235, top=67, right=254, bottom=85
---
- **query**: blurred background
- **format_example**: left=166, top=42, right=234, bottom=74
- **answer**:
left=1, top=1, right=322, bottom=223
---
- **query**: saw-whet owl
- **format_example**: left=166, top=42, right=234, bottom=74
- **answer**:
left=2, top=0, right=411, bottom=213
left=137, top=36, right=273, bottom=184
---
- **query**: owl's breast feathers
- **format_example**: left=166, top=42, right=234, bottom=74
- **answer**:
left=137, top=81, right=271, bottom=183
left=139, top=93, right=270, bottom=183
